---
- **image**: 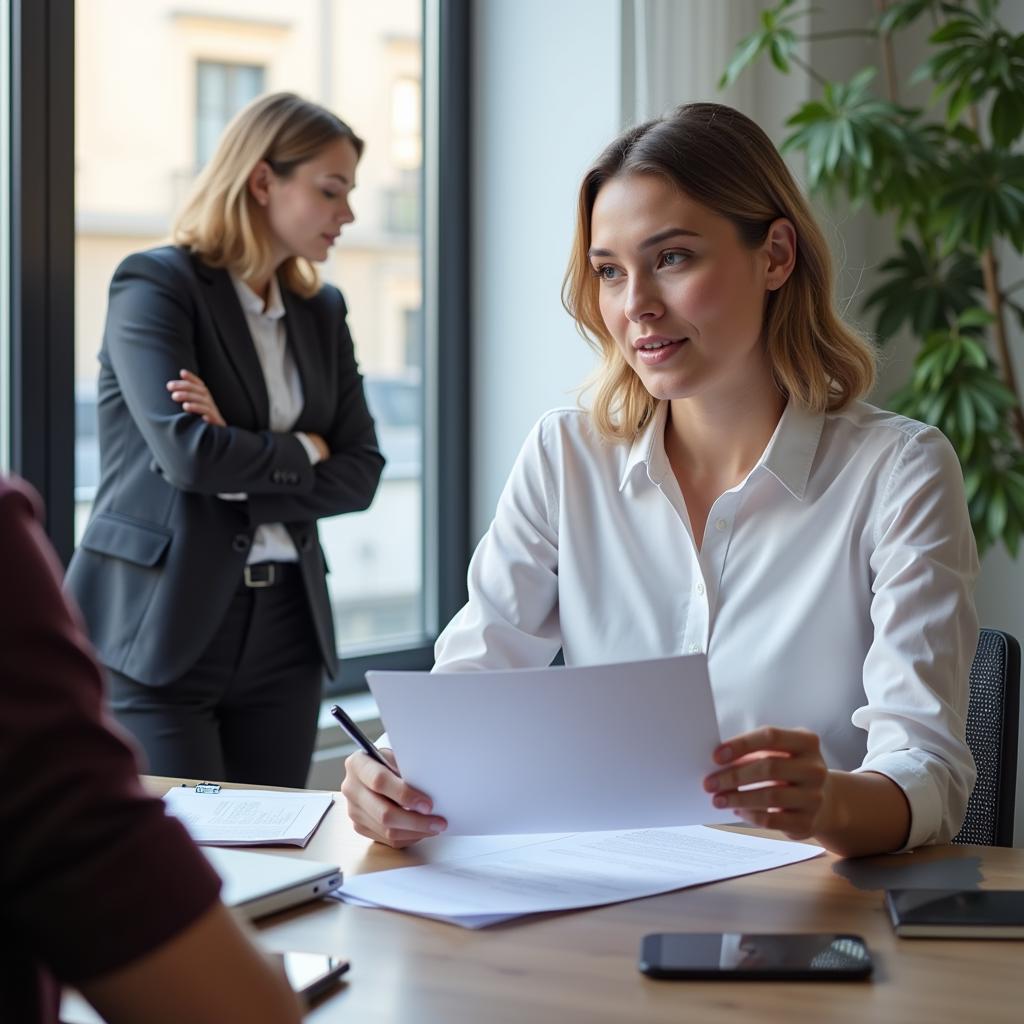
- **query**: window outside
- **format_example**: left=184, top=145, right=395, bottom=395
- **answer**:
left=195, top=60, right=266, bottom=169
left=74, top=1, right=425, bottom=652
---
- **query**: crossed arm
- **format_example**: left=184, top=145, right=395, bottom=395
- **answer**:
left=106, top=253, right=384, bottom=520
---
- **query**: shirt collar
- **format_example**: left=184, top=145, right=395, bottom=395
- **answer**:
left=617, top=398, right=825, bottom=500
left=759, top=400, right=825, bottom=500
left=230, top=272, right=286, bottom=321
left=619, top=400, right=671, bottom=492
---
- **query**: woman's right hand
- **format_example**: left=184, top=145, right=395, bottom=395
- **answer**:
left=340, top=748, right=448, bottom=848
left=167, top=369, right=226, bottom=426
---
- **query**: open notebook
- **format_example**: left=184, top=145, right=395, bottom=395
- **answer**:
left=163, top=785, right=334, bottom=847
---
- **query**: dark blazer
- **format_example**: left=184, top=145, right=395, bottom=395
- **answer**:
left=66, top=245, right=385, bottom=686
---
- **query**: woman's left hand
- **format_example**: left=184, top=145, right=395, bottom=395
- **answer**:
left=167, top=369, right=226, bottom=426
left=703, top=726, right=831, bottom=840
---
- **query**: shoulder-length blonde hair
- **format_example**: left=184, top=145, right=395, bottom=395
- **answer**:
left=562, top=102, right=876, bottom=442
left=173, top=92, right=364, bottom=298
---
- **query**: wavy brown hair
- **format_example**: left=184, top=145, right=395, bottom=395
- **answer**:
left=562, top=102, right=876, bottom=441
left=173, top=92, right=364, bottom=298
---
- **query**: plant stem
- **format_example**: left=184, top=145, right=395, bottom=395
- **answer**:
left=963, top=105, right=1024, bottom=438
left=981, top=247, right=1024, bottom=439
left=789, top=53, right=830, bottom=89
left=874, top=0, right=899, bottom=103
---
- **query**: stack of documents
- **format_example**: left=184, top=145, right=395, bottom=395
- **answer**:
left=336, top=656, right=821, bottom=927
left=164, top=786, right=334, bottom=848
left=335, top=826, right=822, bottom=928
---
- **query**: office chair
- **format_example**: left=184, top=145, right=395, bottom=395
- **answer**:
left=953, top=628, right=1020, bottom=847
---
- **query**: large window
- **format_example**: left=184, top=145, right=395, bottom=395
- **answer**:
left=74, top=1, right=428, bottom=663
left=7, top=0, right=469, bottom=690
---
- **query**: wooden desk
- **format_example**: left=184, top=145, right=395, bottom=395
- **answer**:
left=120, top=778, right=1022, bottom=1023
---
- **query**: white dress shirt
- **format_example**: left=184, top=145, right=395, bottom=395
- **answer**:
left=434, top=399, right=980, bottom=849
left=225, top=273, right=322, bottom=564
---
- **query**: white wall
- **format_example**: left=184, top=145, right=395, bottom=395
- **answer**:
left=470, top=0, right=620, bottom=538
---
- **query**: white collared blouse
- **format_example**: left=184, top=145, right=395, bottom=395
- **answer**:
left=434, top=400, right=980, bottom=849
left=224, top=273, right=322, bottom=564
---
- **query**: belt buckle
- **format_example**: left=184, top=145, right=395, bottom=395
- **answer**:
left=244, top=564, right=275, bottom=588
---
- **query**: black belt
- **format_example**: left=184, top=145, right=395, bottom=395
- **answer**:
left=239, top=561, right=302, bottom=590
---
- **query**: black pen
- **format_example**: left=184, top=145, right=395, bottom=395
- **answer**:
left=329, top=704, right=399, bottom=776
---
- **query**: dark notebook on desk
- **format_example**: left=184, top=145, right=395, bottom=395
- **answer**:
left=886, top=889, right=1024, bottom=938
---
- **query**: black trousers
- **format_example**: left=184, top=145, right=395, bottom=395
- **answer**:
left=108, top=564, right=325, bottom=788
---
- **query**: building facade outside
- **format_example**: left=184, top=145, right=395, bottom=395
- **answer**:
left=74, top=0, right=424, bottom=651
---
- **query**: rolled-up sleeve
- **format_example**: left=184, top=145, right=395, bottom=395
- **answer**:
left=856, top=426, right=979, bottom=849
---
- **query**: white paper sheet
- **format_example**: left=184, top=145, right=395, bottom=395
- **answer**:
left=163, top=786, right=333, bottom=847
left=335, top=826, right=821, bottom=927
left=366, top=655, right=733, bottom=835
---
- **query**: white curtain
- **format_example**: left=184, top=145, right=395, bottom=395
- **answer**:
left=620, top=0, right=811, bottom=138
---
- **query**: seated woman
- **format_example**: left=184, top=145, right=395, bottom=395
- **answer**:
left=341, top=102, right=978, bottom=858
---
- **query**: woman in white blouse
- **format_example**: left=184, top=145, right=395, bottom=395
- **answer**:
left=342, top=102, right=978, bottom=856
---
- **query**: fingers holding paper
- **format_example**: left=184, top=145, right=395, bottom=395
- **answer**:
left=703, top=726, right=831, bottom=841
left=341, top=748, right=447, bottom=848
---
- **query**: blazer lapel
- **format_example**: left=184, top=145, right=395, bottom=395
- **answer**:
left=198, top=263, right=270, bottom=427
left=281, top=285, right=322, bottom=430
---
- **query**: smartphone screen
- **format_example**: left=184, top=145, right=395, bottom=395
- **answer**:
left=639, top=933, right=872, bottom=980
left=272, top=952, right=350, bottom=1001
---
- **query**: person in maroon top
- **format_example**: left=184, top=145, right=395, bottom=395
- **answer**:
left=0, top=477, right=303, bottom=1024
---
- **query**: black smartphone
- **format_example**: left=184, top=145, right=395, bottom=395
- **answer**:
left=273, top=952, right=350, bottom=1006
left=638, top=932, right=873, bottom=980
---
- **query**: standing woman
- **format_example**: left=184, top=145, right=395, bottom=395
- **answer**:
left=67, top=92, right=384, bottom=787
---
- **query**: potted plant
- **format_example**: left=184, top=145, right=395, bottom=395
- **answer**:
left=721, top=0, right=1024, bottom=554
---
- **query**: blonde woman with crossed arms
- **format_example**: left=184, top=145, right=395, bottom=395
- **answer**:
left=68, top=93, right=384, bottom=786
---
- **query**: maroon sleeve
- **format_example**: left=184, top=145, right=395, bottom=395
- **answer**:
left=0, top=478, right=221, bottom=984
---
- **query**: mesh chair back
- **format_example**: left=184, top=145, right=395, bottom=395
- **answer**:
left=953, top=629, right=1020, bottom=847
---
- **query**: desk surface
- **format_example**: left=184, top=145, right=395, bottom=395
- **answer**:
left=131, top=778, right=1023, bottom=1023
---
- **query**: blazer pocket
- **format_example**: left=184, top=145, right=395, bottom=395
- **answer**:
left=80, top=511, right=172, bottom=567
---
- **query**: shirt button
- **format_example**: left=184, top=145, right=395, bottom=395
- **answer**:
left=715, top=518, right=728, bottom=531
left=696, top=582, right=705, bottom=596
left=688, top=642, right=700, bottom=654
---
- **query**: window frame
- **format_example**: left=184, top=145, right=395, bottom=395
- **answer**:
left=194, top=58, right=268, bottom=170
left=8, top=0, right=75, bottom=562
left=6, top=0, right=471, bottom=690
